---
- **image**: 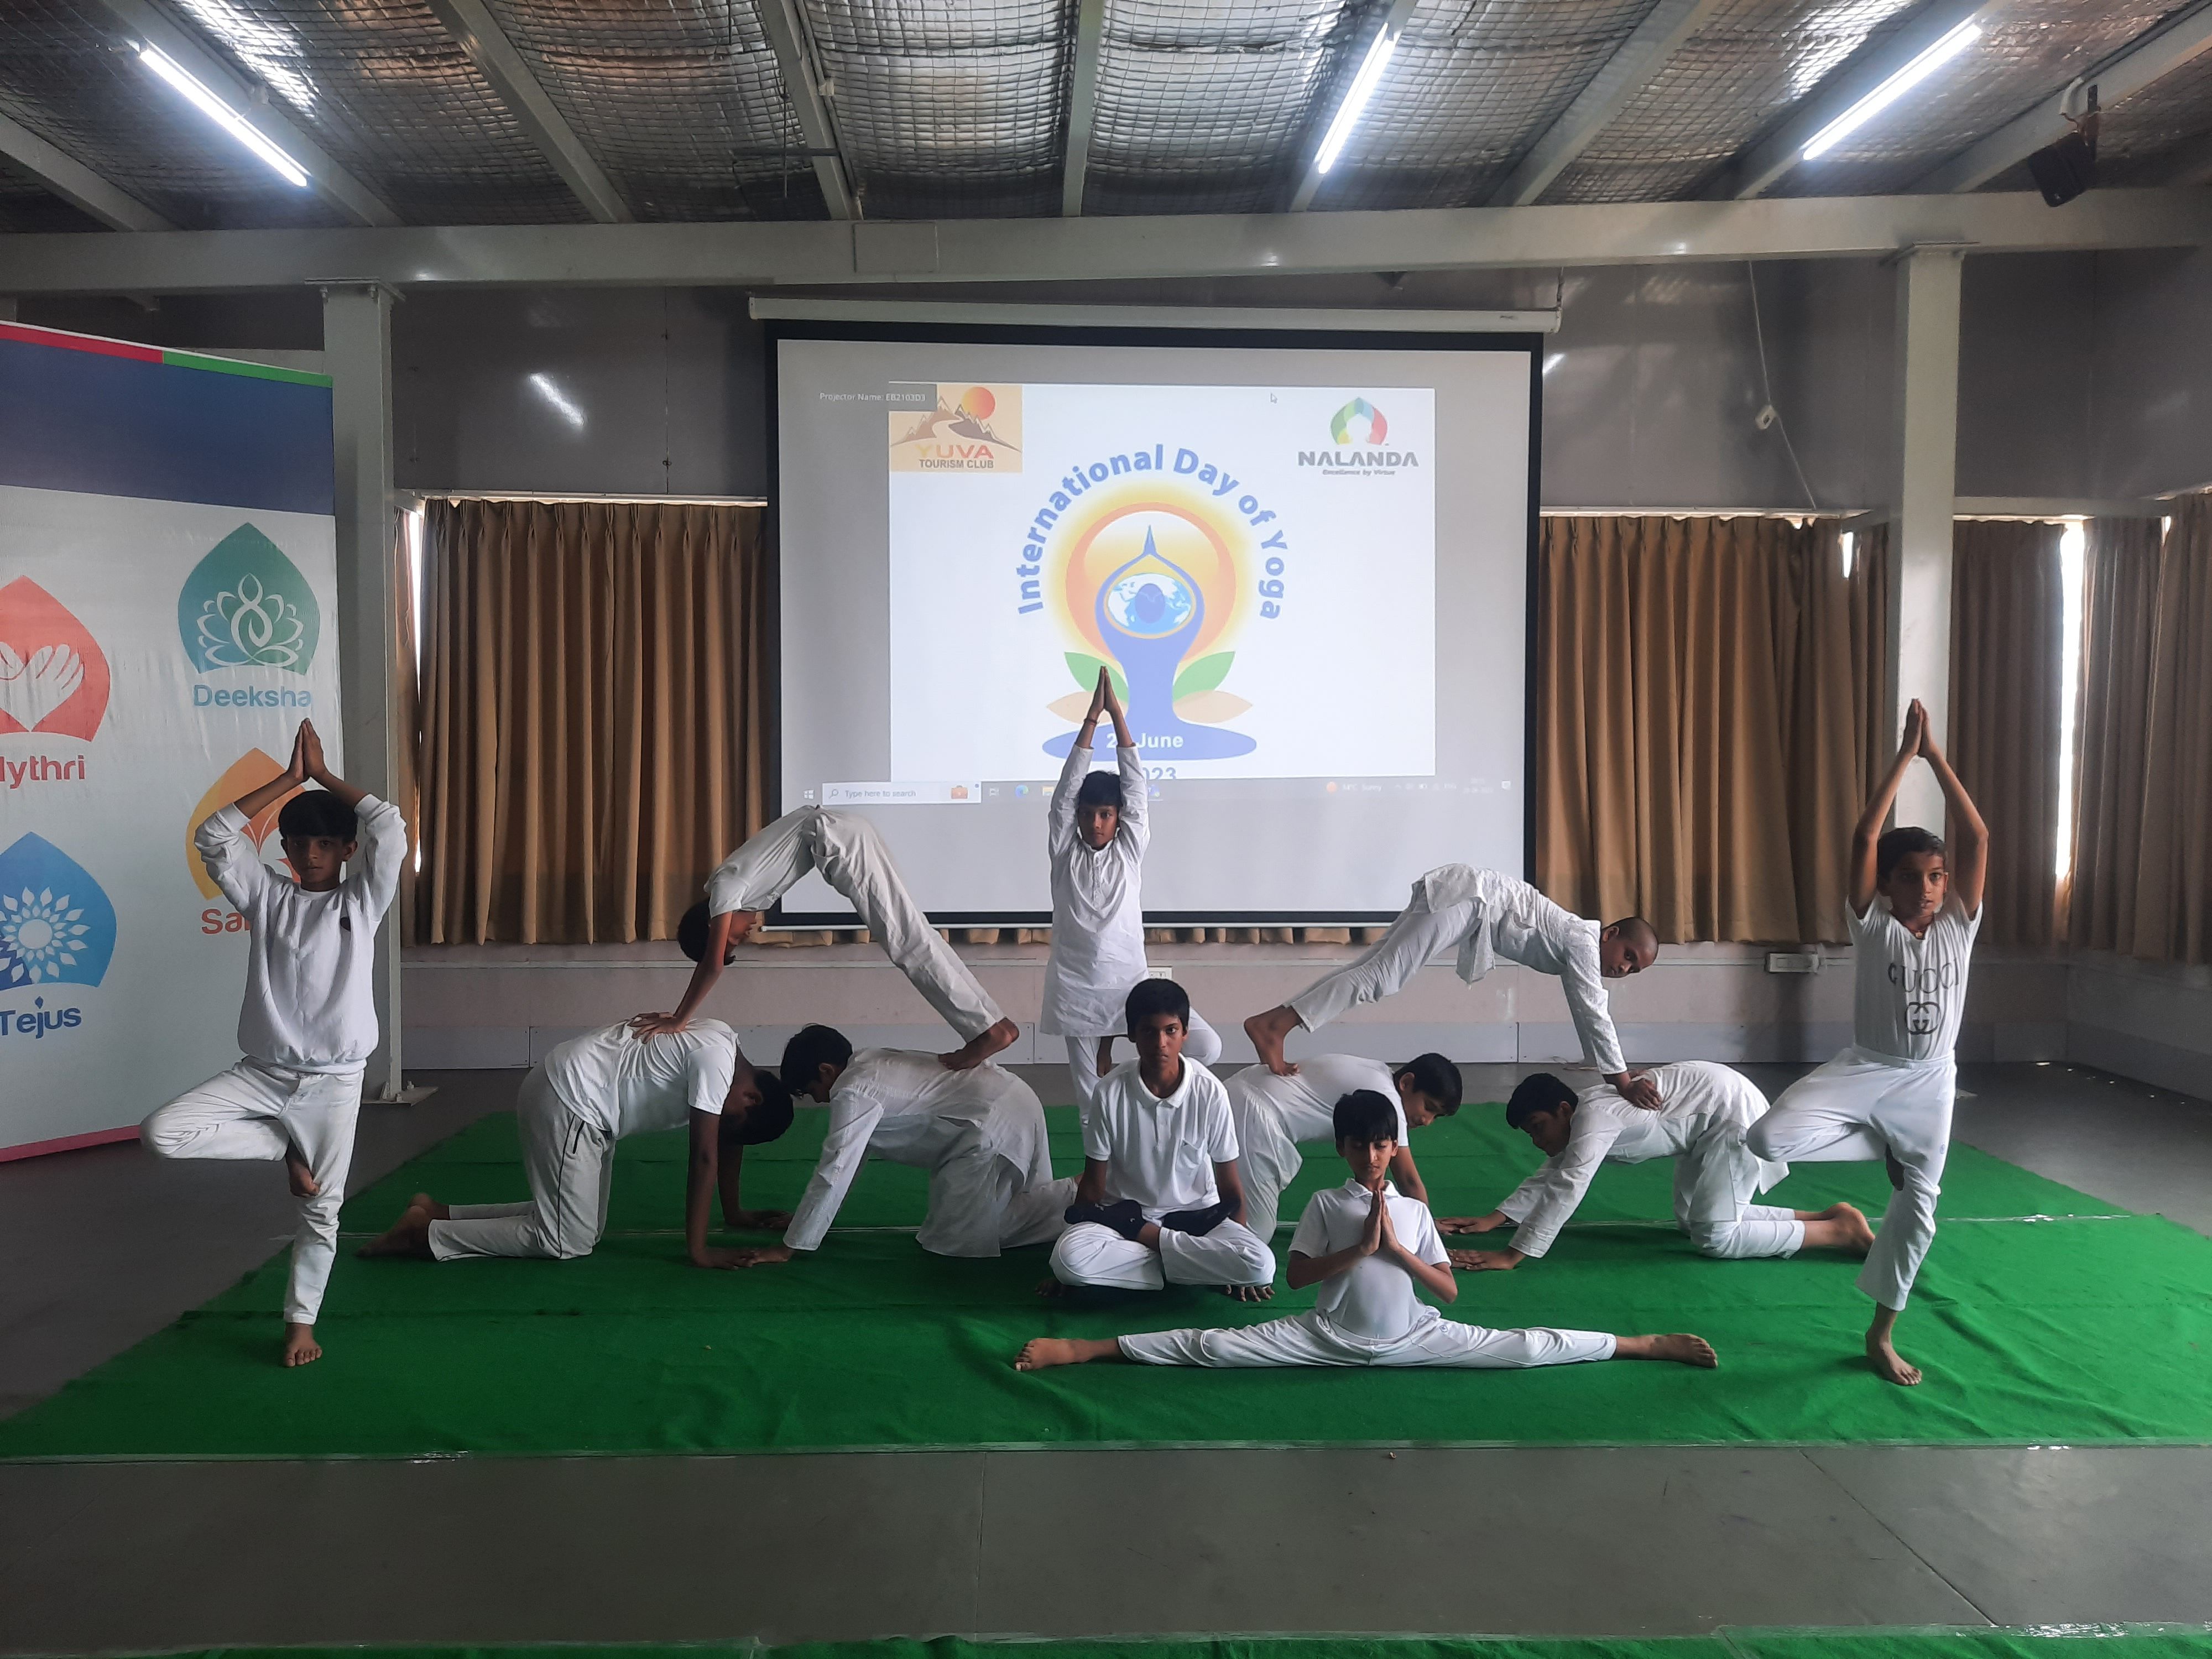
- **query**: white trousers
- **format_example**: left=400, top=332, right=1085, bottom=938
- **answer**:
left=1288, top=894, right=1474, bottom=1032
left=1745, top=1045, right=1954, bottom=1310
left=428, top=1068, right=614, bottom=1261
left=1674, top=1135, right=1804, bottom=1260
left=918, top=1144, right=1077, bottom=1258
left=1062, top=1009, right=1222, bottom=1121
left=1050, top=1217, right=1276, bottom=1290
left=1118, top=1310, right=1616, bottom=1369
left=1226, top=1090, right=1304, bottom=1245
left=719, top=808, right=1004, bottom=1041
left=1686, top=1204, right=1804, bottom=1260
left=142, top=1059, right=364, bottom=1325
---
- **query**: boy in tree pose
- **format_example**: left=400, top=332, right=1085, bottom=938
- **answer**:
left=1745, top=699, right=1987, bottom=1386
left=1245, top=866, right=1665, bottom=1109
left=1018, top=1088, right=1717, bottom=1374
left=634, top=806, right=1017, bottom=1071
left=360, top=1019, right=794, bottom=1267
left=1047, top=978, right=1276, bottom=1300
left=142, top=719, right=406, bottom=1367
left=1439, top=1063, right=1872, bottom=1270
left=1226, top=1051, right=1460, bottom=1243
left=1044, top=668, right=1223, bottom=1123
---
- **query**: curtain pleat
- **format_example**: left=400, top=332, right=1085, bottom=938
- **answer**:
left=414, top=499, right=770, bottom=944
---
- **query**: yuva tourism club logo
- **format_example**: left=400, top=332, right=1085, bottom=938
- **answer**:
left=1300, top=397, right=1420, bottom=475
left=0, top=576, right=110, bottom=791
left=179, top=525, right=322, bottom=711
left=0, top=832, right=117, bottom=1040
left=185, top=750, right=304, bottom=935
left=889, top=384, right=1024, bottom=474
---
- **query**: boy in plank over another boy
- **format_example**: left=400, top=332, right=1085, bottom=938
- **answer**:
left=1047, top=978, right=1277, bottom=1301
left=142, top=719, right=406, bottom=1367
left=1745, top=699, right=1987, bottom=1387
left=1439, top=1062, right=1873, bottom=1271
left=1017, top=1088, right=1717, bottom=1374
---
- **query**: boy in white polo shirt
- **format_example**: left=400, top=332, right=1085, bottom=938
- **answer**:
left=142, top=719, right=406, bottom=1368
left=1746, top=699, right=1987, bottom=1387
left=1047, top=978, right=1276, bottom=1299
left=1018, top=1089, right=1717, bottom=1374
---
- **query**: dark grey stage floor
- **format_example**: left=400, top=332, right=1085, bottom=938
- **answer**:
left=3, top=1061, right=2210, bottom=1652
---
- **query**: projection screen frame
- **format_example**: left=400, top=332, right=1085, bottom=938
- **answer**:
left=765, top=316, right=1544, bottom=927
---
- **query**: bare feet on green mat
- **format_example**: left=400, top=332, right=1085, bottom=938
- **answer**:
left=284, top=1145, right=319, bottom=1199
left=358, top=1193, right=441, bottom=1259
left=1798, top=1201, right=1876, bottom=1254
left=1015, top=1337, right=1120, bottom=1370
left=1613, top=1333, right=1718, bottom=1368
left=1219, top=1282, right=1274, bottom=1302
left=1865, top=1328, right=1922, bottom=1385
left=281, top=1322, right=323, bottom=1367
left=1243, top=1005, right=1301, bottom=1076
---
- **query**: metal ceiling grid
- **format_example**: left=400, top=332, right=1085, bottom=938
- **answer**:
left=479, top=0, right=825, bottom=221
left=0, top=0, right=354, bottom=228
left=1081, top=0, right=1349, bottom=215
left=1774, top=0, right=2182, bottom=196
left=800, top=0, right=1073, bottom=218
left=143, top=0, right=586, bottom=224
left=2032, top=12, right=2212, bottom=181
left=0, top=152, right=106, bottom=233
left=1540, top=0, right=1920, bottom=203
left=1315, top=0, right=1660, bottom=211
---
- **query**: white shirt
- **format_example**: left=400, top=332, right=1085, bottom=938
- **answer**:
left=195, top=795, right=406, bottom=1073
left=1417, top=865, right=1625, bottom=1075
left=1289, top=1178, right=1449, bottom=1344
left=1496, top=1060, right=1786, bottom=1258
left=1848, top=894, right=1981, bottom=1063
left=785, top=1052, right=1051, bottom=1250
left=542, top=1020, right=738, bottom=1138
left=1041, top=742, right=1150, bottom=1036
left=1233, top=1055, right=1406, bottom=1144
left=1082, top=1056, right=1238, bottom=1219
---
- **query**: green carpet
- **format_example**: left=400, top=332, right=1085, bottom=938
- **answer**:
left=4, top=1103, right=2209, bottom=1460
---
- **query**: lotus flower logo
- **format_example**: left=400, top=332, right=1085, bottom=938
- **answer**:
left=195, top=573, right=307, bottom=669
left=0, top=834, right=117, bottom=989
left=177, top=525, right=321, bottom=675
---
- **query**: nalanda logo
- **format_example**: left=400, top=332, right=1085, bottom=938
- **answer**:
left=0, top=834, right=118, bottom=990
left=178, top=525, right=321, bottom=674
left=1329, top=398, right=1388, bottom=446
left=0, top=577, right=111, bottom=739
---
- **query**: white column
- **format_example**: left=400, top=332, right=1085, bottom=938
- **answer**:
left=322, top=283, right=405, bottom=1099
left=1887, top=248, right=1962, bottom=832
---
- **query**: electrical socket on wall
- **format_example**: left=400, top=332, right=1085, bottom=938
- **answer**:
left=1766, top=950, right=1822, bottom=974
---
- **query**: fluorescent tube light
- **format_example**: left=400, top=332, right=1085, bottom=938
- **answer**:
left=137, top=43, right=311, bottom=187
left=1802, top=19, right=1981, bottom=160
left=1313, top=24, right=1405, bottom=175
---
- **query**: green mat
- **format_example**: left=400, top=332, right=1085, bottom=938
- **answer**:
left=5, top=1103, right=2210, bottom=1460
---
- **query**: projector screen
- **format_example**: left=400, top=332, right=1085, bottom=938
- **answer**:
left=772, top=322, right=1537, bottom=923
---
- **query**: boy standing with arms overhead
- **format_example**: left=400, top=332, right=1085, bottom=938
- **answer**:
left=142, top=719, right=406, bottom=1367
left=1746, top=700, right=1987, bottom=1386
left=1044, top=669, right=1222, bottom=1122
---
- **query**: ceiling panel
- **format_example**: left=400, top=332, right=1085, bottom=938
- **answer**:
left=0, top=152, right=109, bottom=233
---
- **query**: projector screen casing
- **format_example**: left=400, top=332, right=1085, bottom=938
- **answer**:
left=768, top=319, right=1541, bottom=925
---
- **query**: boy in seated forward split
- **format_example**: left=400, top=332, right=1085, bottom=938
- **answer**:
left=1441, top=1062, right=1873, bottom=1271
left=1047, top=978, right=1277, bottom=1301
left=361, top=1019, right=795, bottom=1267
left=1018, top=1088, right=1717, bottom=1374
left=143, top=719, right=406, bottom=1367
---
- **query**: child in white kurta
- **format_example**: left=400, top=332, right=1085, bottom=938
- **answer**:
left=142, top=719, right=405, bottom=1368
left=1043, top=671, right=1220, bottom=1121
left=1443, top=1062, right=1872, bottom=1267
left=1224, top=1052, right=1459, bottom=1242
left=1244, top=865, right=1661, bottom=1108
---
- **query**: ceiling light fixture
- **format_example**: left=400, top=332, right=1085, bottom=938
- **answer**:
left=1313, top=20, right=1407, bottom=176
left=136, top=43, right=310, bottom=187
left=1801, top=19, right=1981, bottom=161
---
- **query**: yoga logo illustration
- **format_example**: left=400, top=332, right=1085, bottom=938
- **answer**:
left=0, top=833, right=117, bottom=990
left=178, top=525, right=321, bottom=675
left=0, top=577, right=110, bottom=739
left=1329, top=398, right=1389, bottom=446
left=889, top=383, right=1024, bottom=473
left=184, top=750, right=302, bottom=900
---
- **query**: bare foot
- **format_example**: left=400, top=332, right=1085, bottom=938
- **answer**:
left=941, top=1018, right=1020, bottom=1072
left=281, top=1322, right=323, bottom=1367
left=1243, top=1005, right=1302, bottom=1076
left=1866, top=1329, right=1923, bottom=1385
left=357, top=1195, right=439, bottom=1259
left=1015, top=1337, right=1119, bottom=1370
left=1615, top=1333, right=1718, bottom=1368
left=1219, top=1282, right=1275, bottom=1302
left=285, top=1147, right=320, bottom=1199
left=1822, top=1202, right=1876, bottom=1253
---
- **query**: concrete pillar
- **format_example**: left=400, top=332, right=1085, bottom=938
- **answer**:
left=322, top=283, right=404, bottom=1098
left=1887, top=247, right=1963, bottom=832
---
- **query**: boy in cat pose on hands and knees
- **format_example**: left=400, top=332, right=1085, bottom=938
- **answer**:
left=1227, top=1051, right=1460, bottom=1244
left=1245, top=865, right=1664, bottom=1110
left=1441, top=1062, right=1873, bottom=1270
left=1047, top=978, right=1276, bottom=1301
left=1745, top=699, right=1987, bottom=1386
left=1018, top=1088, right=1716, bottom=1374
left=633, top=806, right=1017, bottom=1070
left=142, top=719, right=406, bottom=1366
left=1043, top=668, right=1223, bottom=1124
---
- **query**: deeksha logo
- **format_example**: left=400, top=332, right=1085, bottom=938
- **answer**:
left=0, top=834, right=118, bottom=990
left=186, top=750, right=302, bottom=900
left=178, top=525, right=321, bottom=674
left=0, top=577, right=111, bottom=739
left=1329, top=398, right=1388, bottom=446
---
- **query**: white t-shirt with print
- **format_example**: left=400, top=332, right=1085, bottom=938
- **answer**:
left=1848, top=894, right=1981, bottom=1062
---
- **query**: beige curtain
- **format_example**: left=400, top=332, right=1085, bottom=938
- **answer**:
left=1537, top=515, right=1889, bottom=943
left=2069, top=502, right=2212, bottom=962
left=1947, top=520, right=2064, bottom=947
left=414, top=499, right=771, bottom=944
